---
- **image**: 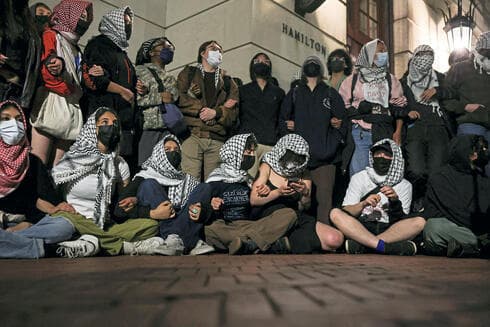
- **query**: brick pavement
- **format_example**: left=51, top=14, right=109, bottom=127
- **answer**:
left=1, top=254, right=489, bottom=326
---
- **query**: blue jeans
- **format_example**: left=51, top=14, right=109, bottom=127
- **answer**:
left=137, top=179, right=213, bottom=250
left=0, top=216, right=74, bottom=259
left=350, top=125, right=373, bottom=177
left=458, top=123, right=490, bottom=176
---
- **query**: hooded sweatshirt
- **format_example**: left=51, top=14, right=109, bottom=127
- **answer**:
left=423, top=135, right=490, bottom=233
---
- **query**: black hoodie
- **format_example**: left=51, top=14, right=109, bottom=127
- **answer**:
left=423, top=135, right=490, bottom=234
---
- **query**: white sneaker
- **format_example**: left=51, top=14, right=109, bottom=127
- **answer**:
left=126, top=237, right=171, bottom=256
left=189, top=240, right=215, bottom=256
left=57, top=234, right=100, bottom=258
left=163, top=234, right=185, bottom=256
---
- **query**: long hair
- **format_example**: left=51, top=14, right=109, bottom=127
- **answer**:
left=197, top=40, right=222, bottom=63
left=327, top=48, right=353, bottom=76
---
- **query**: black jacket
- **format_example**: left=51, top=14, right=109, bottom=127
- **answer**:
left=81, top=35, right=137, bottom=131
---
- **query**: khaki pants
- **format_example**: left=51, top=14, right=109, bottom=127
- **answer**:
left=54, top=212, right=159, bottom=256
left=248, top=143, right=273, bottom=179
left=204, top=208, right=297, bottom=252
left=181, top=134, right=223, bottom=181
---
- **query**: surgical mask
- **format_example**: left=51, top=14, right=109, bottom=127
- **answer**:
left=166, top=151, right=182, bottom=169
left=252, top=63, right=271, bottom=78
left=330, top=59, right=345, bottom=73
left=125, top=24, right=132, bottom=40
left=240, top=155, right=255, bottom=171
left=374, top=52, right=388, bottom=67
left=206, top=50, right=222, bottom=68
left=75, top=19, right=91, bottom=37
left=372, top=157, right=391, bottom=175
left=304, top=62, right=321, bottom=77
left=0, top=119, right=25, bottom=145
left=97, top=124, right=120, bottom=151
left=159, top=48, right=174, bottom=65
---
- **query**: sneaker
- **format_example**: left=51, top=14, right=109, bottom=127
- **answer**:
left=56, top=234, right=100, bottom=258
left=163, top=234, right=185, bottom=256
left=345, top=239, right=367, bottom=254
left=189, top=240, right=215, bottom=256
left=264, top=237, right=291, bottom=254
left=127, top=236, right=182, bottom=256
left=229, top=237, right=259, bottom=255
left=384, top=240, right=417, bottom=256
left=446, top=239, right=480, bottom=258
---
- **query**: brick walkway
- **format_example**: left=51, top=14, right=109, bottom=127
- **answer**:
left=1, top=254, right=489, bottom=326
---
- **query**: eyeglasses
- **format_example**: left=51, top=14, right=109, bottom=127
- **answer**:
left=331, top=57, right=346, bottom=62
left=253, top=58, right=271, bottom=65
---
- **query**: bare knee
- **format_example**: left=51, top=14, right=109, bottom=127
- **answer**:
left=329, top=208, right=345, bottom=226
left=410, top=216, right=426, bottom=233
left=316, top=222, right=344, bottom=251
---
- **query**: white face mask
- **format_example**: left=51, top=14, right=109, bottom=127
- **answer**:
left=206, top=50, right=222, bottom=68
left=0, top=119, right=25, bottom=145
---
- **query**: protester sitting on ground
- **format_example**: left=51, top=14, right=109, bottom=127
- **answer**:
left=249, top=133, right=344, bottom=254
left=0, top=100, right=77, bottom=259
left=422, top=134, right=490, bottom=258
left=51, top=107, right=166, bottom=257
left=330, top=139, right=425, bottom=256
left=204, top=133, right=298, bottom=255
left=122, top=134, right=215, bottom=256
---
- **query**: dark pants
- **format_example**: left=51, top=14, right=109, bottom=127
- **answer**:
left=310, top=164, right=336, bottom=225
left=288, top=213, right=322, bottom=254
left=405, top=124, right=449, bottom=201
left=137, top=179, right=213, bottom=250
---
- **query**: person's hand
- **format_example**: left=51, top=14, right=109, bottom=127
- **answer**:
left=380, top=186, right=399, bottom=201
left=189, top=82, right=201, bottom=97
left=47, top=58, right=63, bottom=76
left=211, top=197, right=224, bottom=211
left=255, top=184, right=271, bottom=197
left=389, top=97, right=406, bottom=106
left=465, top=104, right=484, bottom=113
left=6, top=221, right=32, bottom=232
left=118, top=197, right=137, bottom=212
left=136, top=79, right=148, bottom=95
left=150, top=201, right=176, bottom=220
left=408, top=111, right=420, bottom=120
left=351, top=119, right=372, bottom=130
left=277, top=184, right=296, bottom=197
left=200, top=107, right=217, bottom=122
left=51, top=202, right=76, bottom=214
left=289, top=180, right=308, bottom=196
left=120, top=87, right=135, bottom=105
left=420, top=88, right=437, bottom=102
left=392, top=131, right=402, bottom=145
left=224, top=99, right=237, bottom=108
left=88, top=65, right=104, bottom=77
left=362, top=194, right=381, bottom=207
left=286, top=120, right=295, bottom=131
left=189, top=203, right=201, bottom=221
left=0, top=53, right=8, bottom=65
left=161, top=91, right=173, bottom=103
left=330, top=117, right=342, bottom=129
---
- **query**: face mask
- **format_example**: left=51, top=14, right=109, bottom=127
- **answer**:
left=253, top=63, right=271, bottom=78
left=75, top=19, right=91, bottom=37
left=412, top=54, right=434, bottom=73
left=166, top=150, right=182, bottom=169
left=480, top=56, right=490, bottom=72
left=206, top=50, right=222, bottom=68
left=97, top=124, right=120, bottom=151
left=125, top=24, right=132, bottom=40
left=240, top=154, right=255, bottom=171
left=373, top=157, right=392, bottom=175
left=374, top=52, right=388, bottom=67
left=35, top=15, right=50, bottom=27
left=474, top=149, right=490, bottom=169
left=0, top=119, right=25, bottom=145
left=304, top=62, right=321, bottom=77
left=159, top=48, right=174, bottom=65
left=330, top=59, right=345, bottom=73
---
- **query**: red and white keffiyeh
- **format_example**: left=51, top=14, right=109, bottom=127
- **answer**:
left=51, top=0, right=93, bottom=34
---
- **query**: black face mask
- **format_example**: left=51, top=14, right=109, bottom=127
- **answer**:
left=97, top=124, right=120, bottom=151
left=125, top=24, right=132, bottom=40
left=253, top=63, right=271, bottom=78
left=166, top=151, right=182, bottom=169
left=304, top=62, right=321, bottom=77
left=474, top=149, right=490, bottom=169
left=240, top=155, right=255, bottom=171
left=75, top=20, right=91, bottom=37
left=373, top=157, right=392, bottom=175
left=35, top=15, right=50, bottom=27
left=330, top=59, right=345, bottom=73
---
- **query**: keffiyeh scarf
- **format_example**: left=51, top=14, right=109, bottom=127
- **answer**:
left=52, top=108, right=118, bottom=228
left=408, top=45, right=439, bottom=106
left=262, top=134, right=310, bottom=178
left=51, top=0, right=93, bottom=43
left=366, top=138, right=405, bottom=187
left=473, top=31, right=490, bottom=75
left=99, top=6, right=133, bottom=51
left=136, top=134, right=199, bottom=208
left=206, top=133, right=256, bottom=186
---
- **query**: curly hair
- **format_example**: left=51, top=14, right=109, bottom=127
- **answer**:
left=327, top=48, right=353, bottom=76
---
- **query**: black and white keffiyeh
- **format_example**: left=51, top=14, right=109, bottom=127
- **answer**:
left=197, top=63, right=221, bottom=88
left=262, top=134, right=310, bottom=178
left=356, top=38, right=388, bottom=83
left=206, top=133, right=256, bottom=186
left=366, top=138, right=404, bottom=187
left=136, top=134, right=199, bottom=208
left=473, top=31, right=490, bottom=75
left=136, top=37, right=165, bottom=65
left=408, top=45, right=439, bottom=106
left=52, top=107, right=119, bottom=229
left=99, top=6, right=133, bottom=51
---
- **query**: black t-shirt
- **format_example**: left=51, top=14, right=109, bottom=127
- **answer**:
left=0, top=154, right=61, bottom=223
left=203, top=71, right=217, bottom=108
left=209, top=181, right=251, bottom=221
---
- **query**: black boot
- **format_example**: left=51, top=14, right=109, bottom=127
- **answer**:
left=264, top=237, right=292, bottom=254
left=446, top=239, right=480, bottom=258
left=229, top=237, right=259, bottom=255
